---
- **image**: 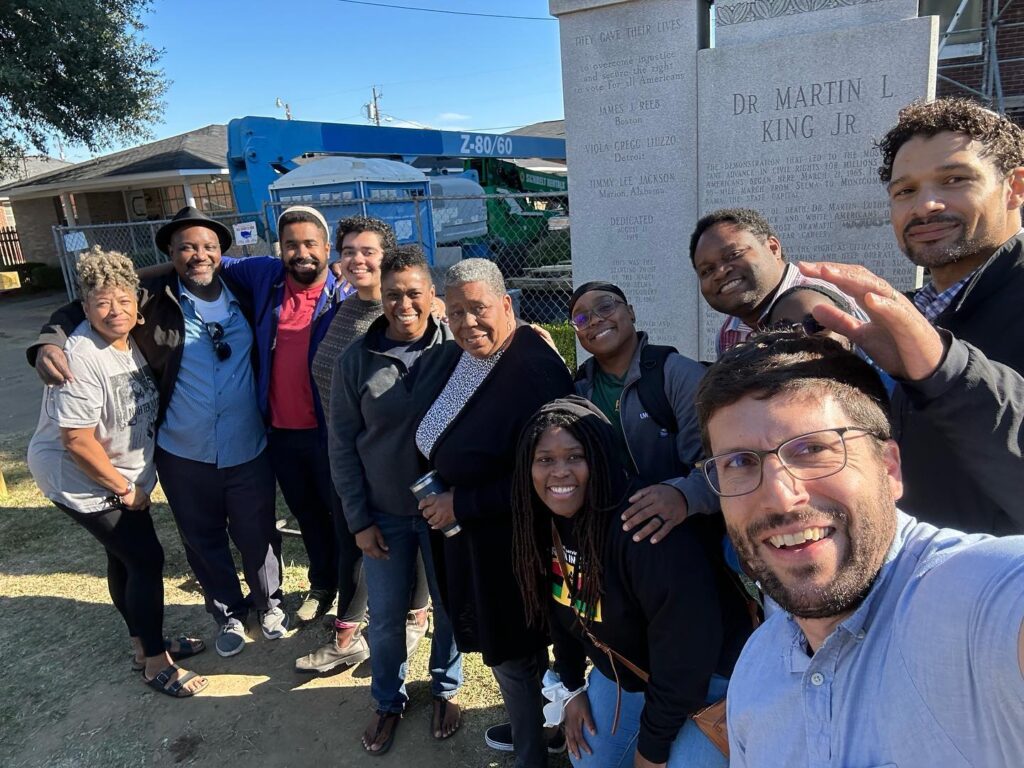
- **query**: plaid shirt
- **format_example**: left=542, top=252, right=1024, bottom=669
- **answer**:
left=717, top=264, right=867, bottom=355
left=912, top=272, right=977, bottom=324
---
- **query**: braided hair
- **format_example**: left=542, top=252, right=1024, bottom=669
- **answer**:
left=511, top=397, right=631, bottom=630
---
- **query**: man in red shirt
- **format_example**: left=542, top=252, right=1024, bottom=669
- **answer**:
left=220, top=206, right=353, bottom=622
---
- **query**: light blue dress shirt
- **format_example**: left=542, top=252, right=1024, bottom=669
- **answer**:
left=156, top=280, right=266, bottom=468
left=728, top=512, right=1024, bottom=767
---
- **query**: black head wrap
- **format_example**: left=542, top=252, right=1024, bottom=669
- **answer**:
left=569, top=281, right=628, bottom=316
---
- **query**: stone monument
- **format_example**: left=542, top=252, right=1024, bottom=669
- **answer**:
left=551, top=0, right=938, bottom=360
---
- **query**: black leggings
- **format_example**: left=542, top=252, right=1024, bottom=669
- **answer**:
left=56, top=502, right=166, bottom=657
left=332, top=491, right=430, bottom=625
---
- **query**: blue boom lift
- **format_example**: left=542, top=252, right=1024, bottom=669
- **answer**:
left=226, top=116, right=567, bottom=241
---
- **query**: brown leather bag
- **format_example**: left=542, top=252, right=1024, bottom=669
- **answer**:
left=551, top=523, right=730, bottom=756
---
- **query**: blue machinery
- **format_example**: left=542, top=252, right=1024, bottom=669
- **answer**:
left=226, top=116, right=567, bottom=239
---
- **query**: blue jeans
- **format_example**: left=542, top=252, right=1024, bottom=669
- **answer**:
left=570, top=668, right=729, bottom=768
left=363, top=512, right=462, bottom=713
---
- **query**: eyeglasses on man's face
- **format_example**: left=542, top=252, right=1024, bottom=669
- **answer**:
left=570, top=297, right=625, bottom=331
left=696, top=426, right=887, bottom=497
left=204, top=322, right=232, bottom=361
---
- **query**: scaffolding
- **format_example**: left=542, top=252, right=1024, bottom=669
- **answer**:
left=937, top=0, right=1021, bottom=113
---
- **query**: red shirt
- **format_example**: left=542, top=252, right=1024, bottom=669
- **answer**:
left=269, top=279, right=321, bottom=429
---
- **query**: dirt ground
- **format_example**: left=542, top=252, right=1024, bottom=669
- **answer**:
left=0, top=292, right=566, bottom=768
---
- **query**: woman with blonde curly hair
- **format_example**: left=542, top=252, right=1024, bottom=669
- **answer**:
left=27, top=247, right=208, bottom=698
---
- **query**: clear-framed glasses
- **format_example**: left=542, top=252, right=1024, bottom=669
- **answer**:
left=696, top=426, right=886, bottom=498
left=570, top=297, right=625, bottom=331
left=204, top=322, right=232, bottom=361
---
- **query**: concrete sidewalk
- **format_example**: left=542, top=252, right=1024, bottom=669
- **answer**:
left=0, top=290, right=67, bottom=438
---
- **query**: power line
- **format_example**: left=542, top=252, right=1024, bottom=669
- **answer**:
left=333, top=0, right=556, bottom=21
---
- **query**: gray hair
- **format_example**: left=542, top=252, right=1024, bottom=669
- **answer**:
left=445, top=257, right=507, bottom=298
left=76, top=246, right=139, bottom=300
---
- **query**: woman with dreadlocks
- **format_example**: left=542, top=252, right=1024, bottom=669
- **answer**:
left=511, top=397, right=751, bottom=768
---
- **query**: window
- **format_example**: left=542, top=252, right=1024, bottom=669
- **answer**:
left=193, top=180, right=235, bottom=214
left=921, top=0, right=983, bottom=58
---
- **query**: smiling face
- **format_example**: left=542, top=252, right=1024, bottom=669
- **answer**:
left=888, top=131, right=1024, bottom=280
left=339, top=230, right=385, bottom=296
left=532, top=426, right=589, bottom=519
left=381, top=265, right=434, bottom=341
left=693, top=222, right=786, bottom=322
left=445, top=280, right=515, bottom=358
left=280, top=221, right=329, bottom=286
left=169, top=225, right=222, bottom=291
left=570, top=289, right=636, bottom=359
left=83, top=286, right=139, bottom=345
left=707, top=390, right=902, bottom=619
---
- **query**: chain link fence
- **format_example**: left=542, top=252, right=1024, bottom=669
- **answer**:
left=52, top=193, right=574, bottom=323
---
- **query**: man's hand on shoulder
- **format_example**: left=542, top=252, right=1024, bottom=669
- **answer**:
left=622, top=484, right=688, bottom=544
left=35, top=344, right=73, bottom=385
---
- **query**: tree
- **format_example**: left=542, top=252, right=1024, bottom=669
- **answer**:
left=0, top=1, right=167, bottom=175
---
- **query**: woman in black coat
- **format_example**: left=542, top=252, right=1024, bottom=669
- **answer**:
left=416, top=258, right=573, bottom=768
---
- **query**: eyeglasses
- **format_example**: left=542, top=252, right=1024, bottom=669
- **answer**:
left=763, top=314, right=826, bottom=337
left=570, top=298, right=625, bottom=331
left=204, top=322, right=232, bottom=361
left=696, top=426, right=886, bottom=497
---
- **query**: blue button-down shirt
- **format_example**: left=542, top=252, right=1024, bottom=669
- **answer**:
left=728, top=512, right=1024, bottom=767
left=156, top=280, right=266, bottom=468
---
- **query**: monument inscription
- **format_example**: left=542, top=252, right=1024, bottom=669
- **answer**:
left=552, top=0, right=705, bottom=356
left=696, top=16, right=938, bottom=357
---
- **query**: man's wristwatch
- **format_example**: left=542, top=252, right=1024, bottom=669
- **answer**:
left=116, top=480, right=135, bottom=502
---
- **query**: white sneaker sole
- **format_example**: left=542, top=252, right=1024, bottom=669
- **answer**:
left=215, top=639, right=245, bottom=657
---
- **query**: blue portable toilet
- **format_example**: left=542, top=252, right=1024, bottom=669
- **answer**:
left=269, top=156, right=437, bottom=262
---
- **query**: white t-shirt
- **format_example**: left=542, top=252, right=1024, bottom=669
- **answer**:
left=27, top=321, right=160, bottom=513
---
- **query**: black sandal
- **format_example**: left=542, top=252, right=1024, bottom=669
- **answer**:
left=363, top=710, right=401, bottom=756
left=431, top=696, right=461, bottom=740
left=142, top=664, right=208, bottom=698
left=131, top=635, right=207, bottom=671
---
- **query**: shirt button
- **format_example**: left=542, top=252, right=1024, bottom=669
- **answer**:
left=810, top=672, right=825, bottom=686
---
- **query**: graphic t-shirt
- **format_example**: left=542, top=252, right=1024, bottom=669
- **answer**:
left=27, top=322, right=159, bottom=513
left=269, top=279, right=321, bottom=429
left=551, top=516, right=603, bottom=623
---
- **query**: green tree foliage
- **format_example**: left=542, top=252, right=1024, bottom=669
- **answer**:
left=0, top=1, right=167, bottom=174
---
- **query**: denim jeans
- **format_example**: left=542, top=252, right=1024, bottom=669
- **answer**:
left=363, top=512, right=462, bottom=713
left=571, top=667, right=729, bottom=768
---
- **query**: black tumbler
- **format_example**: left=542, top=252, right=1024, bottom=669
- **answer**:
left=410, top=470, right=461, bottom=537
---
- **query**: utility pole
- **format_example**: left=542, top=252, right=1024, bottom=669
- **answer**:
left=365, top=86, right=382, bottom=127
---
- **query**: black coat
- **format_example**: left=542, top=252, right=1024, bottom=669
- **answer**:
left=896, top=233, right=1024, bottom=534
left=424, top=326, right=573, bottom=665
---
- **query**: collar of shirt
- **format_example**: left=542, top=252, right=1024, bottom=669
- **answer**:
left=783, top=511, right=913, bottom=670
left=912, top=271, right=976, bottom=323
left=176, top=277, right=239, bottom=311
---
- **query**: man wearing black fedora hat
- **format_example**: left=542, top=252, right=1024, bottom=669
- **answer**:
left=30, top=205, right=287, bottom=658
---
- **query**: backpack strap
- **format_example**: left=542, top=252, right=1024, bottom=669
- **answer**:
left=636, top=343, right=679, bottom=434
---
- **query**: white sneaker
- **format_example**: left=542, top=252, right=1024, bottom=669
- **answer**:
left=215, top=619, right=246, bottom=657
left=259, top=606, right=290, bottom=640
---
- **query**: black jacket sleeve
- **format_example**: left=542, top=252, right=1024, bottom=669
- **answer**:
left=549, top=608, right=588, bottom=692
left=26, top=301, right=87, bottom=366
left=899, top=332, right=1024, bottom=529
left=627, top=527, right=724, bottom=764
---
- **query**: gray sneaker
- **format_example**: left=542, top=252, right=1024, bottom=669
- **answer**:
left=215, top=619, right=246, bottom=657
left=295, top=631, right=370, bottom=673
left=260, top=606, right=290, bottom=640
left=296, top=590, right=333, bottom=624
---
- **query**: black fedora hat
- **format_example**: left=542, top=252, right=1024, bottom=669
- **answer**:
left=155, top=206, right=233, bottom=255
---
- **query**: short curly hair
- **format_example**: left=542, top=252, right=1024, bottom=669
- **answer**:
left=877, top=97, right=1024, bottom=183
left=75, top=246, right=139, bottom=300
left=335, top=215, right=397, bottom=255
left=688, top=208, right=782, bottom=265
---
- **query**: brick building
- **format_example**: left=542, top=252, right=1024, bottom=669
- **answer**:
left=0, top=125, right=234, bottom=266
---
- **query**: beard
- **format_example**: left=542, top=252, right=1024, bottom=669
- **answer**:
left=900, top=214, right=981, bottom=269
left=286, top=258, right=325, bottom=285
left=727, top=479, right=897, bottom=619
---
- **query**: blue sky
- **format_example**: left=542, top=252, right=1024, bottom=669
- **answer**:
left=64, top=0, right=565, bottom=162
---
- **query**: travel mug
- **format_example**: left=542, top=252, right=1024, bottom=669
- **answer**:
left=410, top=470, right=461, bottom=537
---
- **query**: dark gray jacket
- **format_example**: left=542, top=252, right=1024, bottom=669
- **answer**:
left=575, top=332, right=717, bottom=517
left=893, top=330, right=1024, bottom=534
left=328, top=314, right=459, bottom=534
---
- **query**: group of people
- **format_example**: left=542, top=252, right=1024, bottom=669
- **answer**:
left=25, top=95, right=1023, bottom=767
